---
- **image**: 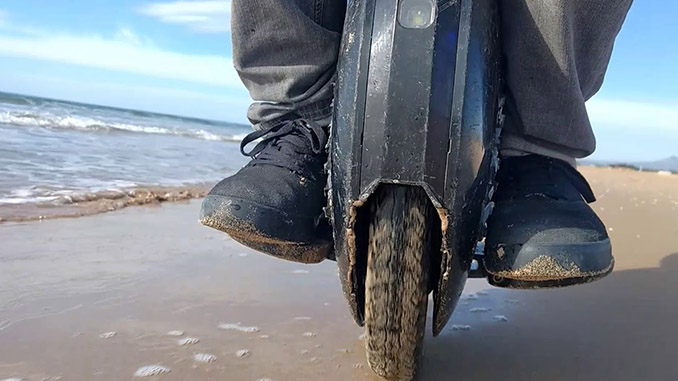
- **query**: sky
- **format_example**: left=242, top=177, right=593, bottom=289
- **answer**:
left=0, top=0, right=676, bottom=161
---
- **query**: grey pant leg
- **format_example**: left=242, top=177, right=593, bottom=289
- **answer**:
left=499, top=0, right=633, bottom=162
left=231, top=0, right=346, bottom=129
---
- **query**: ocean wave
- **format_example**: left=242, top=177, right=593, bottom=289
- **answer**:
left=0, top=185, right=210, bottom=222
left=0, top=182, right=213, bottom=207
left=0, top=111, right=246, bottom=143
left=0, top=185, right=133, bottom=206
left=0, top=93, right=36, bottom=106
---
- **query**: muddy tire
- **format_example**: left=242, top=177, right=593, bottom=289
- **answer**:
left=364, top=186, right=433, bottom=380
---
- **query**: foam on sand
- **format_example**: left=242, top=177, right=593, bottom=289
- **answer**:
left=470, top=307, right=491, bottom=313
left=193, top=353, right=217, bottom=363
left=235, top=349, right=251, bottom=358
left=99, top=331, right=116, bottom=339
left=134, top=365, right=170, bottom=377
left=177, top=337, right=200, bottom=345
left=218, top=323, right=259, bottom=333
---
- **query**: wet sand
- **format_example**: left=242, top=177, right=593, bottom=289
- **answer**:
left=1, top=167, right=678, bottom=380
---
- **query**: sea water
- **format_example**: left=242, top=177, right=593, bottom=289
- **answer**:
left=0, top=92, right=250, bottom=209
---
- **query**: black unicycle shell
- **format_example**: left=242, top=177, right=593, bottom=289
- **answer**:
left=329, top=0, right=503, bottom=335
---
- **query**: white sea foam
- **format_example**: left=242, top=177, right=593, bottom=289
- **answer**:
left=134, top=365, right=170, bottom=377
left=193, top=353, right=217, bottom=363
left=99, top=331, right=117, bottom=339
left=469, top=307, right=491, bottom=313
left=178, top=337, right=200, bottom=345
left=235, top=349, right=251, bottom=358
left=0, top=111, right=244, bottom=143
left=218, top=323, right=259, bottom=333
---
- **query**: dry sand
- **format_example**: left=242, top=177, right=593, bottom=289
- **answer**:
left=1, top=167, right=677, bottom=380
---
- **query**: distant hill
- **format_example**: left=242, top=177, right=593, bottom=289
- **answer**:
left=631, top=156, right=678, bottom=172
left=580, top=156, right=678, bottom=174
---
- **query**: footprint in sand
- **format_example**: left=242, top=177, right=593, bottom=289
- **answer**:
left=134, top=365, right=170, bottom=377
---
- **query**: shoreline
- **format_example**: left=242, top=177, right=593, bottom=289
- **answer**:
left=1, top=165, right=675, bottom=224
left=0, top=184, right=211, bottom=223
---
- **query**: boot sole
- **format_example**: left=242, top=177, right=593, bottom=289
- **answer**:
left=200, top=194, right=331, bottom=264
left=485, top=239, right=614, bottom=289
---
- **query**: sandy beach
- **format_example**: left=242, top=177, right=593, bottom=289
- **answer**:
left=1, top=166, right=677, bottom=381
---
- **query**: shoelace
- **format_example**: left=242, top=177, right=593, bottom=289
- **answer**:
left=240, top=119, right=328, bottom=177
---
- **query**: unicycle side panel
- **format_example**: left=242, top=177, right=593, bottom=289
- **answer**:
left=433, top=0, right=503, bottom=335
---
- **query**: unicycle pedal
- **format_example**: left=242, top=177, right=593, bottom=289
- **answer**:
left=469, top=241, right=488, bottom=279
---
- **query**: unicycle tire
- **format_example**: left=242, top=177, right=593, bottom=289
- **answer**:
left=364, top=185, right=434, bottom=380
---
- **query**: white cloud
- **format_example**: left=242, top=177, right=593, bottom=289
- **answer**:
left=0, top=28, right=241, bottom=88
left=586, top=97, right=678, bottom=132
left=114, top=27, right=143, bottom=46
left=138, top=1, right=231, bottom=33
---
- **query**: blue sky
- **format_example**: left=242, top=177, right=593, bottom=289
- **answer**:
left=0, top=1, right=676, bottom=161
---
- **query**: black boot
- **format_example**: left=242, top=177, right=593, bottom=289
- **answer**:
left=200, top=118, right=332, bottom=263
left=484, top=155, right=614, bottom=288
